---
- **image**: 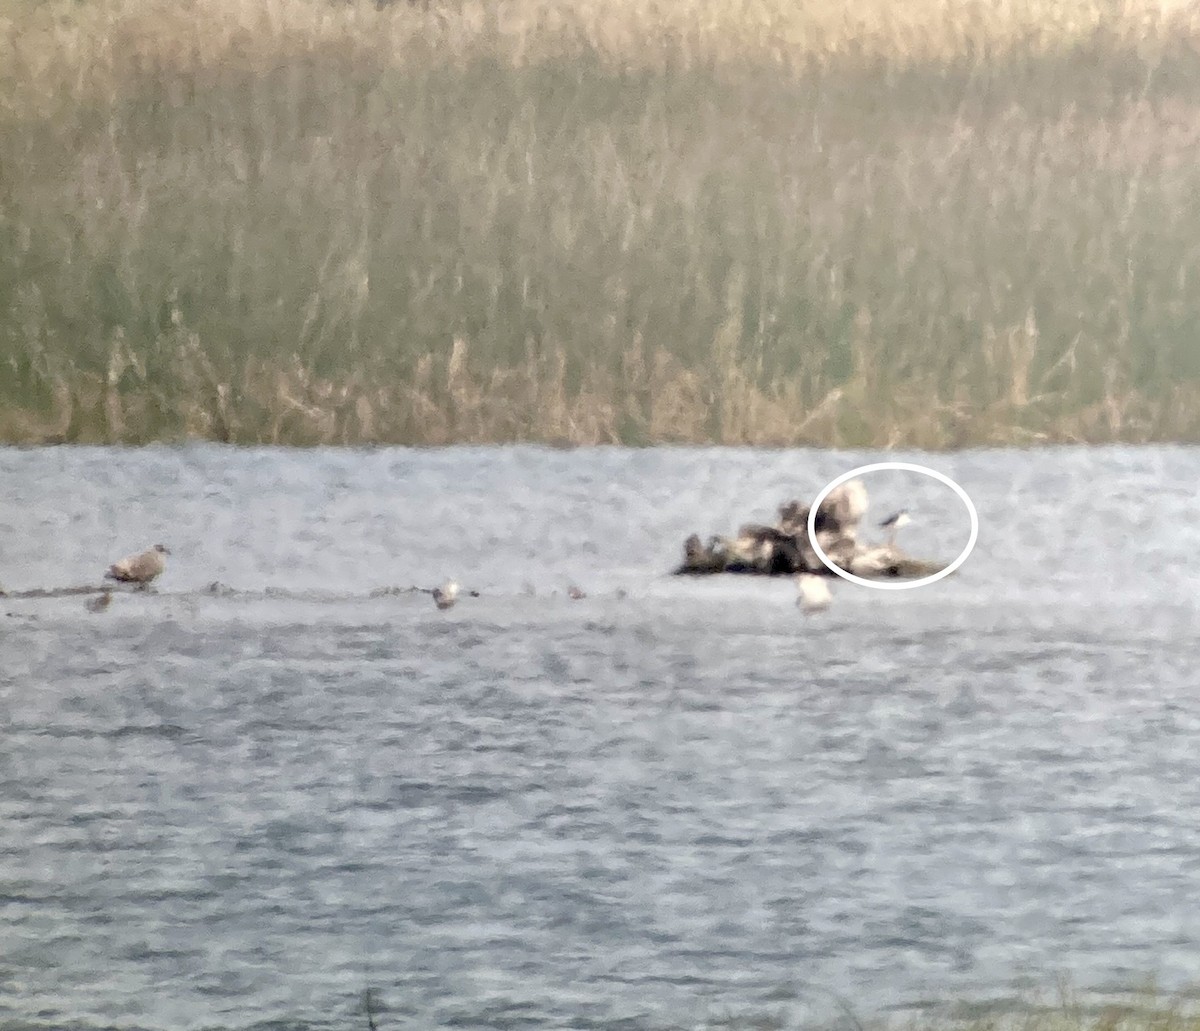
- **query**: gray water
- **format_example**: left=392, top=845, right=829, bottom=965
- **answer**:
left=1, top=445, right=1198, bottom=1031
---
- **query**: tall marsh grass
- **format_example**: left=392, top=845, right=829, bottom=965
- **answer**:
left=3, top=0, right=1200, bottom=445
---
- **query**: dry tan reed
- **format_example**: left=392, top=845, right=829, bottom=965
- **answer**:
left=2, top=0, right=1200, bottom=446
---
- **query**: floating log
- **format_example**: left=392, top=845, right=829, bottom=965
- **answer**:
left=674, top=479, right=946, bottom=580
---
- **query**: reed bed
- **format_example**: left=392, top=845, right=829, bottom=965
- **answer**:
left=3, top=0, right=1200, bottom=445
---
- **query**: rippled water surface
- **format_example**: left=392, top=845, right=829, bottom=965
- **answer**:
left=2, top=445, right=1199, bottom=1031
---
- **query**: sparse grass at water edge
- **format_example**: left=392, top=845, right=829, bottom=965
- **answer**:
left=4, top=0, right=1200, bottom=446
left=352, top=982, right=1200, bottom=1031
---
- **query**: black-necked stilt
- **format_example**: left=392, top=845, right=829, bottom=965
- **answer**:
left=879, top=509, right=911, bottom=545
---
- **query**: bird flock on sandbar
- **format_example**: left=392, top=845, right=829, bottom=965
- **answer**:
left=16, top=479, right=916, bottom=618
left=674, top=477, right=922, bottom=615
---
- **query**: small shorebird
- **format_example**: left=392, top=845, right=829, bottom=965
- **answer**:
left=105, top=544, right=169, bottom=586
left=432, top=580, right=459, bottom=610
left=796, top=573, right=833, bottom=614
left=879, top=509, right=911, bottom=545
left=86, top=590, right=113, bottom=613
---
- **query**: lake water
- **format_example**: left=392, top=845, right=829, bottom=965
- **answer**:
left=1, top=445, right=1198, bottom=1031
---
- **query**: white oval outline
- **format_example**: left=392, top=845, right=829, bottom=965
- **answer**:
left=806, top=462, right=979, bottom=591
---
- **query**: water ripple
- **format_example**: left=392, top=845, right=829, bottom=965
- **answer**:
left=0, top=445, right=1198, bottom=1029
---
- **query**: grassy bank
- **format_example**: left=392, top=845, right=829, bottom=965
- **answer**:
left=3, top=0, right=1200, bottom=446
left=353, top=983, right=1200, bottom=1031
left=687, top=986, right=1200, bottom=1031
